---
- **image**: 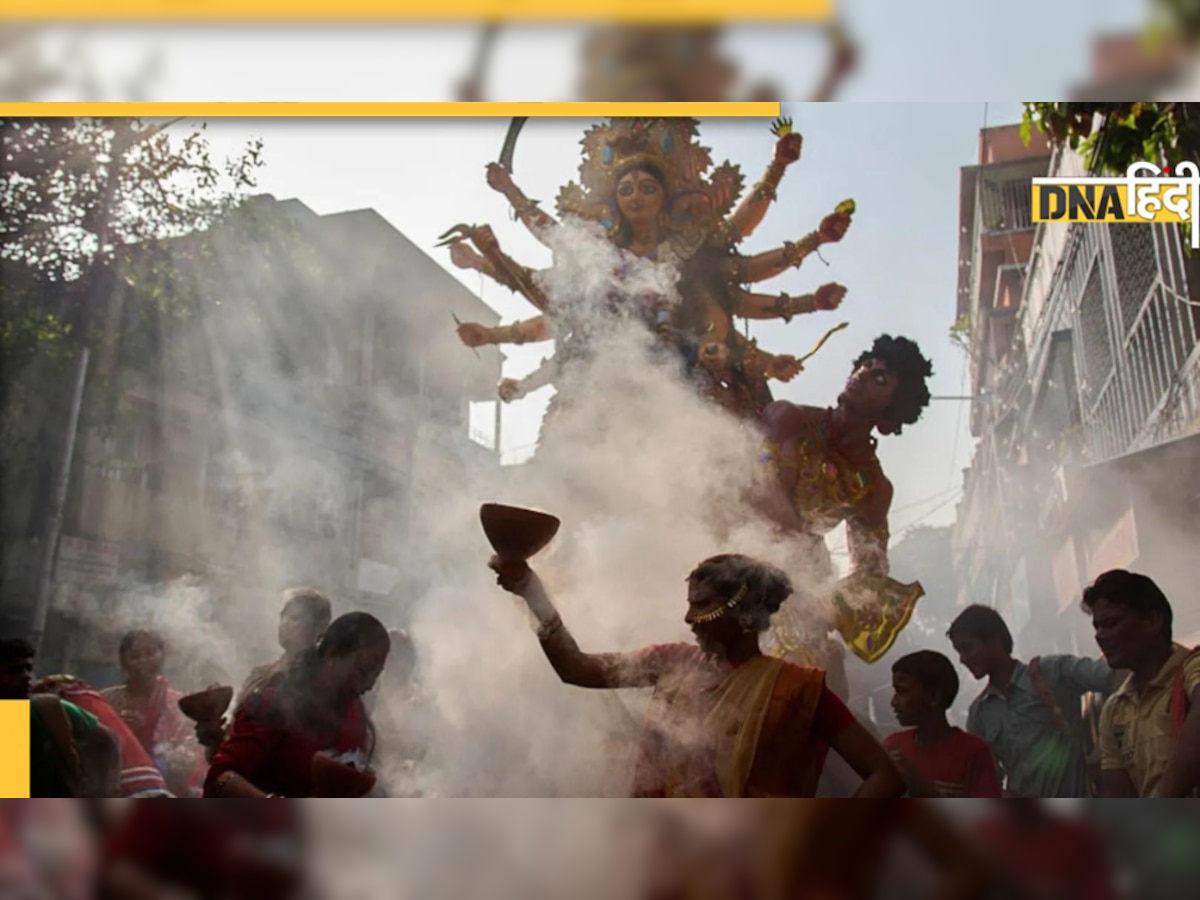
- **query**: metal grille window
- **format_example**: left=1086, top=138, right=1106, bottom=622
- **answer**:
left=1108, top=224, right=1158, bottom=336
left=1077, top=264, right=1113, bottom=403
left=978, top=176, right=1035, bottom=233
left=1055, top=221, right=1200, bottom=461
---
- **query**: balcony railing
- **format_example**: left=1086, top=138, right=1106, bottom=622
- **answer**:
left=1036, top=221, right=1200, bottom=463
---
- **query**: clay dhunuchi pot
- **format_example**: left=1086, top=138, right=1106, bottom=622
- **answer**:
left=480, top=503, right=560, bottom=563
left=178, top=685, right=234, bottom=723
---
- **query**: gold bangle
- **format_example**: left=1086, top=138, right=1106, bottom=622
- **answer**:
left=537, top=615, right=564, bottom=640
left=784, top=233, right=820, bottom=268
left=753, top=161, right=786, bottom=202
left=772, top=292, right=815, bottom=323
left=752, top=183, right=777, bottom=203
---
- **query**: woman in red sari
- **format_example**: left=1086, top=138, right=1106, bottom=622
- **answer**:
left=32, top=674, right=171, bottom=798
left=491, top=552, right=904, bottom=798
left=100, top=629, right=207, bottom=797
left=204, top=612, right=391, bottom=798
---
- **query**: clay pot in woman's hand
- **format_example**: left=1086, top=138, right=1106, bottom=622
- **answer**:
left=179, top=685, right=234, bottom=723
left=310, top=754, right=377, bottom=798
left=479, top=503, right=560, bottom=564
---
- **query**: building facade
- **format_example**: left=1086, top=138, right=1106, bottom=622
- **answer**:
left=2, top=196, right=503, bottom=686
left=953, top=125, right=1200, bottom=655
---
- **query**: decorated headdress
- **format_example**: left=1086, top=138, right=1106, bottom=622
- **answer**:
left=556, top=118, right=745, bottom=237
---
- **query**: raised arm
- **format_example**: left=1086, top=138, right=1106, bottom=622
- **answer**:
left=807, top=25, right=858, bottom=102
left=490, top=558, right=657, bottom=690
left=723, top=120, right=802, bottom=243
left=737, top=336, right=804, bottom=384
left=733, top=283, right=845, bottom=322
left=740, top=201, right=855, bottom=285
left=457, top=314, right=553, bottom=350
left=498, top=355, right=557, bottom=403
left=438, top=223, right=551, bottom=311
left=486, top=163, right=559, bottom=247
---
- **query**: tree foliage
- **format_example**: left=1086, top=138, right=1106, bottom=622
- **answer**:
left=1020, top=102, right=1200, bottom=175
left=0, top=117, right=266, bottom=550
left=1150, top=0, right=1200, bottom=43
left=1022, top=103, right=1200, bottom=261
left=1, top=117, right=263, bottom=391
left=2, top=117, right=261, bottom=280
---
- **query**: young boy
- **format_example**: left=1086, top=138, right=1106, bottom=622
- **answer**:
left=883, top=650, right=1002, bottom=797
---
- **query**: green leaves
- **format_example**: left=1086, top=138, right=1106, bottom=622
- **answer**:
left=1, top=117, right=266, bottom=414
left=1020, top=102, right=1194, bottom=176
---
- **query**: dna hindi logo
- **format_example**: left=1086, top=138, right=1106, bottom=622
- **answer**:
left=1031, top=161, right=1200, bottom=249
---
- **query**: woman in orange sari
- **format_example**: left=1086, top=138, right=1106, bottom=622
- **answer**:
left=490, top=552, right=904, bottom=798
left=101, top=629, right=207, bottom=798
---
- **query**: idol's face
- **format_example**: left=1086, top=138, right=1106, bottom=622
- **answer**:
left=615, top=169, right=666, bottom=229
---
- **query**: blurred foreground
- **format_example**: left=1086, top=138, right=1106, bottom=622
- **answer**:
left=2, top=799, right=1198, bottom=900
left=2, top=7, right=1198, bottom=103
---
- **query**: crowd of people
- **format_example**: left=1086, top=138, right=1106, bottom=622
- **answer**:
left=2, top=562, right=1197, bottom=803
left=1, top=587, right=427, bottom=800
left=487, top=552, right=1199, bottom=802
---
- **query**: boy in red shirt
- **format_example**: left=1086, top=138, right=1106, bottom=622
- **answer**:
left=883, top=650, right=1002, bottom=797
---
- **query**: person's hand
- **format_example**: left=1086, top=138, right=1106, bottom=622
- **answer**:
left=766, top=354, right=803, bottom=382
left=886, top=748, right=939, bottom=798
left=488, top=555, right=532, bottom=595
left=818, top=208, right=853, bottom=244
left=814, top=282, right=846, bottom=311
left=195, top=717, right=227, bottom=748
left=456, top=322, right=492, bottom=348
left=469, top=223, right=499, bottom=255
left=497, top=378, right=526, bottom=403
left=774, top=131, right=802, bottom=165
left=486, top=163, right=515, bottom=196
left=449, top=241, right=484, bottom=271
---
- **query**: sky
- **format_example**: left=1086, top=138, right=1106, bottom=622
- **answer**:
left=141, top=102, right=1032, bottom=541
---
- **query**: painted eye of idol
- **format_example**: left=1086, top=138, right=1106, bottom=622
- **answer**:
left=617, top=176, right=661, bottom=197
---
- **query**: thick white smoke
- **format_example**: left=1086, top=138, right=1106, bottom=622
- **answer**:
left=391, top=219, right=849, bottom=797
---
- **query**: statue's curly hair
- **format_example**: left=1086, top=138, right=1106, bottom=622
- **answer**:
left=688, top=553, right=793, bottom=634
left=853, top=334, right=933, bottom=435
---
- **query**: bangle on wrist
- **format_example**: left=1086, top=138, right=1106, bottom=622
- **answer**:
left=784, top=233, right=820, bottom=268
left=536, top=615, right=564, bottom=640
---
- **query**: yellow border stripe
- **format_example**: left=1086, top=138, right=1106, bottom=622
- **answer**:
left=3, top=1, right=832, bottom=23
left=0, top=701, right=31, bottom=798
left=0, top=102, right=780, bottom=118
